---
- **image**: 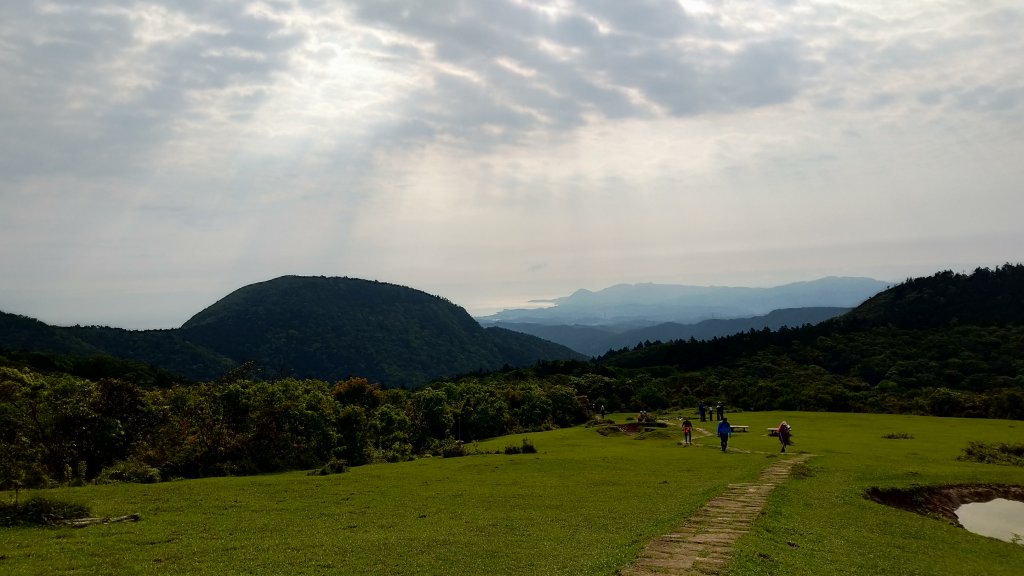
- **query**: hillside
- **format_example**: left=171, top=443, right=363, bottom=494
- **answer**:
left=0, top=276, right=583, bottom=386
left=576, top=265, right=1024, bottom=418
left=179, top=276, right=583, bottom=385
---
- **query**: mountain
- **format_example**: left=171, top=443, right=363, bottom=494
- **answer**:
left=477, top=276, right=889, bottom=326
left=488, top=307, right=850, bottom=357
left=0, top=276, right=584, bottom=386
left=584, top=265, right=1024, bottom=418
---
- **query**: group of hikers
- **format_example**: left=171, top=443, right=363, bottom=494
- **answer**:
left=697, top=401, right=726, bottom=422
left=680, top=411, right=792, bottom=453
left=607, top=403, right=794, bottom=453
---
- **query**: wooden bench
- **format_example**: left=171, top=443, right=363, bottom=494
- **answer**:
left=731, top=425, right=749, bottom=432
left=768, top=426, right=793, bottom=437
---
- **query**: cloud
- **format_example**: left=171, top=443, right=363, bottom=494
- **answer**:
left=2, top=0, right=1024, bottom=328
left=343, top=0, right=822, bottom=145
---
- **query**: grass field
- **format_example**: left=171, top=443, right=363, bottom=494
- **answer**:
left=2, top=412, right=1022, bottom=575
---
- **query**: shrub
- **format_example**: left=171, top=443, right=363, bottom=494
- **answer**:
left=436, top=437, right=466, bottom=459
left=957, top=441, right=1024, bottom=466
left=375, top=442, right=414, bottom=463
left=0, top=496, right=91, bottom=527
left=503, top=439, right=536, bottom=455
left=95, top=459, right=161, bottom=484
left=881, top=433, right=915, bottom=440
left=310, top=458, right=348, bottom=476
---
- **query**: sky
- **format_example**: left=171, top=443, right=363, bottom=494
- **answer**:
left=2, top=0, right=1023, bottom=330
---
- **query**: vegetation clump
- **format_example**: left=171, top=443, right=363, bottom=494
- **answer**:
left=882, top=432, right=915, bottom=440
left=957, top=441, right=1024, bottom=467
left=1, top=496, right=90, bottom=527
left=503, top=438, right=537, bottom=454
left=310, top=458, right=348, bottom=476
left=95, top=459, right=161, bottom=484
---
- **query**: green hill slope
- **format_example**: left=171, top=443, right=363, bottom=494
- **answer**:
left=1, top=276, right=583, bottom=386
left=576, top=264, right=1024, bottom=418
left=179, top=275, right=517, bottom=384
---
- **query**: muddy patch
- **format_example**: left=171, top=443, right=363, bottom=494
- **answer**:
left=866, top=484, right=1024, bottom=527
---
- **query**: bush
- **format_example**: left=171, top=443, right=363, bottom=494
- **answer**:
left=881, top=432, right=914, bottom=440
left=309, top=458, right=348, bottom=476
left=95, top=459, right=161, bottom=484
left=503, top=439, right=537, bottom=455
left=436, top=437, right=466, bottom=459
left=0, top=496, right=91, bottom=527
left=957, top=441, right=1024, bottom=466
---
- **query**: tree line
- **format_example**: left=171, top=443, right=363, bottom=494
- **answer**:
left=0, top=364, right=587, bottom=489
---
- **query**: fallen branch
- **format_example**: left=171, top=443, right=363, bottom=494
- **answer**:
left=64, top=513, right=141, bottom=528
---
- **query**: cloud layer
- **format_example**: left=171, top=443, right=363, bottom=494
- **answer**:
left=2, top=1, right=1023, bottom=328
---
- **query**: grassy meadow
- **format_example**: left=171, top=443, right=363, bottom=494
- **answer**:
left=2, top=411, right=1023, bottom=575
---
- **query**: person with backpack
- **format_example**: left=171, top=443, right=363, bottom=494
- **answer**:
left=778, top=421, right=792, bottom=453
left=681, top=417, right=693, bottom=446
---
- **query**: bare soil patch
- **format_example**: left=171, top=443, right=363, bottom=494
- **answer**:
left=866, top=484, right=1024, bottom=527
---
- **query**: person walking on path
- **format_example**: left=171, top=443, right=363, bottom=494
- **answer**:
left=717, top=417, right=732, bottom=452
left=681, top=417, right=693, bottom=445
left=698, top=402, right=706, bottom=422
left=778, top=420, right=791, bottom=453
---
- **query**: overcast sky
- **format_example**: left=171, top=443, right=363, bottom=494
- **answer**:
left=2, top=0, right=1023, bottom=329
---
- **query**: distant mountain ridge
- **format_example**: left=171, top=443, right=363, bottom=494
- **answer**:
left=0, top=276, right=584, bottom=386
left=477, top=276, right=889, bottom=326
left=491, top=307, right=851, bottom=357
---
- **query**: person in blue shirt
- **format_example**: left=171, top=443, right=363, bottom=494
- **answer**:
left=717, top=417, right=732, bottom=452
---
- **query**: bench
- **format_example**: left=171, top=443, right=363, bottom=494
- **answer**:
left=731, top=425, right=749, bottom=432
left=768, top=426, right=793, bottom=437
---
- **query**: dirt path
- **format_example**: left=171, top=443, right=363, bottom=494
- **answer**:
left=619, top=452, right=813, bottom=576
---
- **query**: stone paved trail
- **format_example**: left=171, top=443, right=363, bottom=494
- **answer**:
left=619, top=451, right=813, bottom=576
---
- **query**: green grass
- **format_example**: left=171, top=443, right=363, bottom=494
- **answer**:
left=2, top=412, right=1022, bottom=575
left=0, top=416, right=763, bottom=575
left=729, top=411, right=1024, bottom=576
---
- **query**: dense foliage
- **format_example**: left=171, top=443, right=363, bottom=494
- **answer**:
left=0, top=363, right=590, bottom=489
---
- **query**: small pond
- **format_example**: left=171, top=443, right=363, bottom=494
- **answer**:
left=955, top=498, right=1024, bottom=545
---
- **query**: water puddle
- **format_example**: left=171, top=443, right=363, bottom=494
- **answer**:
left=955, top=498, right=1024, bottom=545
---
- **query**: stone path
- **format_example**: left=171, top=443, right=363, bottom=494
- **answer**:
left=619, top=452, right=813, bottom=576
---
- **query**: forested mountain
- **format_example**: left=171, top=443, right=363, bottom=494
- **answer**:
left=0, top=276, right=584, bottom=386
left=577, top=265, right=1024, bottom=418
left=491, top=307, right=850, bottom=356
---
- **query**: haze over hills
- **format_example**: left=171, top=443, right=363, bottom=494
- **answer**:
left=476, top=276, right=890, bottom=326
left=476, top=277, right=889, bottom=356
left=496, top=307, right=852, bottom=357
left=0, top=276, right=583, bottom=386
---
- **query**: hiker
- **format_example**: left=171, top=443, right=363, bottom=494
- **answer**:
left=717, top=417, right=732, bottom=452
left=681, top=417, right=693, bottom=445
left=778, top=421, right=791, bottom=453
left=716, top=402, right=724, bottom=421
left=599, top=405, right=606, bottom=420
left=698, top=402, right=706, bottom=422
